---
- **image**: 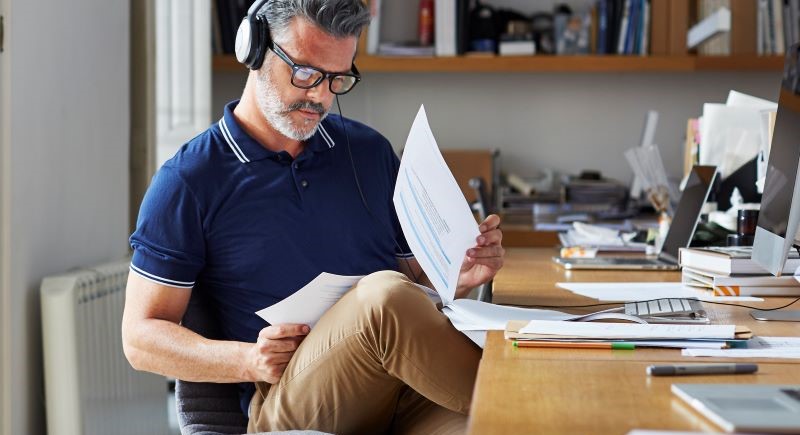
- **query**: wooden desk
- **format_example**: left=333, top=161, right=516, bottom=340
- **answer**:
left=468, top=248, right=800, bottom=434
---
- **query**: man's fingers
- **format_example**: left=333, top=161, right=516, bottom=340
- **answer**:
left=467, top=246, right=505, bottom=259
left=258, top=336, right=302, bottom=353
left=260, top=323, right=310, bottom=340
left=476, top=228, right=503, bottom=246
left=478, top=214, right=501, bottom=232
left=469, top=257, right=504, bottom=270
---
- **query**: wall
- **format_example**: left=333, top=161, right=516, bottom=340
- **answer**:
left=213, top=70, right=781, bottom=182
left=0, top=0, right=130, bottom=434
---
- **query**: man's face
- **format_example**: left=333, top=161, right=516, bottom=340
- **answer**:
left=255, top=18, right=358, bottom=141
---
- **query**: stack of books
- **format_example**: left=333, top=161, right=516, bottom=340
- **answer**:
left=679, top=246, right=800, bottom=297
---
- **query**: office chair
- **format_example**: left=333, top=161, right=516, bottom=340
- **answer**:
left=176, top=293, right=328, bottom=435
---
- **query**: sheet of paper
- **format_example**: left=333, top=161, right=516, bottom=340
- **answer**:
left=441, top=299, right=577, bottom=331
left=628, top=431, right=716, bottom=435
left=519, top=320, right=736, bottom=339
left=556, top=282, right=763, bottom=302
left=726, top=90, right=778, bottom=111
left=682, top=349, right=800, bottom=358
left=682, top=336, right=800, bottom=358
left=699, top=103, right=764, bottom=179
left=255, top=273, right=363, bottom=328
left=393, top=105, right=480, bottom=304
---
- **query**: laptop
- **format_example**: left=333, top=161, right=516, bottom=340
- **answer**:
left=672, top=384, right=800, bottom=433
left=553, top=165, right=717, bottom=270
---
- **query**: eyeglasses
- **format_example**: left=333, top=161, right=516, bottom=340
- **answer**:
left=270, top=43, right=361, bottom=95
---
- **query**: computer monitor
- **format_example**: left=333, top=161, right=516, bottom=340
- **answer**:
left=751, top=43, right=800, bottom=321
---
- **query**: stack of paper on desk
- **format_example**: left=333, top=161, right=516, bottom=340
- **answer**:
left=505, top=320, right=750, bottom=349
left=682, top=267, right=800, bottom=297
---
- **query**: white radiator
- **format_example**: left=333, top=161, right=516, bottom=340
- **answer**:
left=41, top=260, right=169, bottom=435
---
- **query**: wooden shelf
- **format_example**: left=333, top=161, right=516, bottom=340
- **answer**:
left=213, top=54, right=785, bottom=74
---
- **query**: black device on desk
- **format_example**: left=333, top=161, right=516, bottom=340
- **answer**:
left=553, top=165, right=717, bottom=270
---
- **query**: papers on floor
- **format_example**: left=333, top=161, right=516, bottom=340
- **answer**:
left=255, top=273, right=363, bottom=327
left=393, top=105, right=479, bottom=305
left=518, top=320, right=736, bottom=340
left=556, top=281, right=763, bottom=302
left=683, top=336, right=800, bottom=358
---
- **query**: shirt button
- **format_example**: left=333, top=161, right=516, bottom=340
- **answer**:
left=300, top=180, right=309, bottom=188
left=293, top=163, right=299, bottom=169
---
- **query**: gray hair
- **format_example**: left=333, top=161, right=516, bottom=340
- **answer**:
left=260, top=0, right=371, bottom=43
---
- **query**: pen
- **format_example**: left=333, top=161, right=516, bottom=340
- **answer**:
left=513, top=341, right=635, bottom=350
left=646, top=363, right=758, bottom=376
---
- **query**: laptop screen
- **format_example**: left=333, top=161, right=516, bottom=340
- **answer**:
left=659, top=165, right=718, bottom=262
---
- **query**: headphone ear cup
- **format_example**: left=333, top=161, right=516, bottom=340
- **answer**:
left=234, top=18, right=253, bottom=66
left=248, top=15, right=271, bottom=70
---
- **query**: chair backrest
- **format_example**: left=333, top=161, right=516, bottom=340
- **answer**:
left=176, top=293, right=249, bottom=435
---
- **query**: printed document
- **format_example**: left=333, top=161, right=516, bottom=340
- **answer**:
left=556, top=281, right=763, bottom=302
left=255, top=273, right=363, bottom=327
left=392, top=105, right=480, bottom=304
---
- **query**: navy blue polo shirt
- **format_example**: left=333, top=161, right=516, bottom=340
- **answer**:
left=129, top=100, right=412, bottom=412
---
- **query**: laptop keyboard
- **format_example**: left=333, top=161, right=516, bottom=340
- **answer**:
left=625, top=298, right=704, bottom=317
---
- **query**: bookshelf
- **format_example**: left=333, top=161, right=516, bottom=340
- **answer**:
left=213, top=54, right=785, bottom=73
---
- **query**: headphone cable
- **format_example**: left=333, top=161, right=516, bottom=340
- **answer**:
left=335, top=96, right=421, bottom=285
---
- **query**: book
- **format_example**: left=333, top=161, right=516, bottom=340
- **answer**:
left=679, top=246, right=800, bottom=276
left=435, top=0, right=457, bottom=57
left=682, top=266, right=800, bottom=296
left=366, top=0, right=382, bottom=55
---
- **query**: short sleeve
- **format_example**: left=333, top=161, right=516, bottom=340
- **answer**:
left=129, top=165, right=206, bottom=288
left=387, top=145, right=414, bottom=259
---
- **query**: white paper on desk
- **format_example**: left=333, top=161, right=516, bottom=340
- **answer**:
left=255, top=273, right=363, bottom=328
left=556, top=282, right=763, bottom=302
left=699, top=104, right=763, bottom=179
left=519, top=320, right=736, bottom=339
left=627, top=431, right=716, bottom=435
left=726, top=90, right=777, bottom=111
left=393, top=105, right=480, bottom=304
left=441, top=299, right=577, bottom=331
left=682, top=349, right=800, bottom=358
left=682, top=336, right=800, bottom=358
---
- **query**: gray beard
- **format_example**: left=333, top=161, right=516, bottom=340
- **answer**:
left=255, top=69, right=329, bottom=141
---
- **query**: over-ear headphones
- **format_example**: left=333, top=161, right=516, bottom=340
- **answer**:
left=235, top=0, right=273, bottom=70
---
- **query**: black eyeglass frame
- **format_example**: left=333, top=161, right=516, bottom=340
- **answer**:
left=270, top=43, right=362, bottom=95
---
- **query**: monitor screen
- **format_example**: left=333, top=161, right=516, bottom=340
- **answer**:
left=757, top=45, right=800, bottom=240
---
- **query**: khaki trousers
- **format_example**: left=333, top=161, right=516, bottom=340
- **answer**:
left=247, top=270, right=482, bottom=435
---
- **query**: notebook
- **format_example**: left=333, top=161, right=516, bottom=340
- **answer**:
left=553, top=165, right=717, bottom=271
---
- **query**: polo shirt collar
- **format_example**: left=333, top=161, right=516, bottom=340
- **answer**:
left=219, top=100, right=336, bottom=164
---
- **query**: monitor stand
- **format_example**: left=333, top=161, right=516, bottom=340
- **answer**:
left=750, top=310, right=800, bottom=321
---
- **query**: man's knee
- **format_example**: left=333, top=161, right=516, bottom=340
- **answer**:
left=351, top=270, right=432, bottom=314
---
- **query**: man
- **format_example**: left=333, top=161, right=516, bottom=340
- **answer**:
left=121, top=0, right=504, bottom=433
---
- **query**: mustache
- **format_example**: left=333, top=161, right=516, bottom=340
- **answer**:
left=285, top=101, right=326, bottom=115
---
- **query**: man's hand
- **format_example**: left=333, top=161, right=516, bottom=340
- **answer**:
left=455, top=214, right=504, bottom=298
left=244, top=323, right=309, bottom=384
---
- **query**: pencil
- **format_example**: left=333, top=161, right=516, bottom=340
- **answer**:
left=512, top=340, right=635, bottom=350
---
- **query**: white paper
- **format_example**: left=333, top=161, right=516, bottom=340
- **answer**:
left=255, top=273, right=363, bottom=328
left=682, top=336, right=800, bottom=358
left=393, top=105, right=480, bottom=304
left=519, top=320, right=736, bottom=339
left=441, top=298, right=577, bottom=331
left=682, top=349, right=800, bottom=358
left=699, top=104, right=764, bottom=179
left=628, top=431, right=716, bottom=435
left=556, top=281, right=763, bottom=302
left=726, top=90, right=778, bottom=111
